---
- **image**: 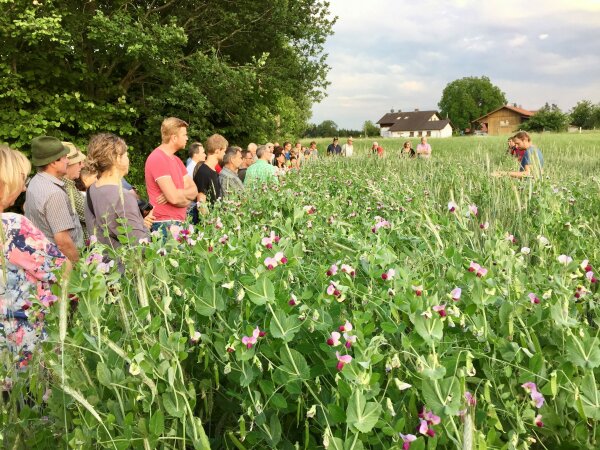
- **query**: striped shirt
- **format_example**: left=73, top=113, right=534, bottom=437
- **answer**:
left=244, top=159, right=279, bottom=187
left=24, top=172, right=84, bottom=247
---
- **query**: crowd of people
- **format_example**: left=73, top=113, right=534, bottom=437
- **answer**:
left=1, top=119, right=544, bottom=368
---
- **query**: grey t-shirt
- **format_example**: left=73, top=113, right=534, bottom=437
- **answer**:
left=85, top=184, right=149, bottom=248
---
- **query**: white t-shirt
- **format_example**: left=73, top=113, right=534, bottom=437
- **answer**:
left=342, top=144, right=354, bottom=157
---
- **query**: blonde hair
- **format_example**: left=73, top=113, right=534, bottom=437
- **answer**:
left=205, top=134, right=229, bottom=155
left=161, top=117, right=188, bottom=144
left=86, top=133, right=128, bottom=176
left=0, top=146, right=31, bottom=207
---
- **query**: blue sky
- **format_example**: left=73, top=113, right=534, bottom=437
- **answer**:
left=310, top=0, right=600, bottom=129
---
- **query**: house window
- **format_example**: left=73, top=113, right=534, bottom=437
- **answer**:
left=427, top=131, right=431, bottom=137
left=409, top=132, right=414, bottom=137
left=500, top=120, right=510, bottom=126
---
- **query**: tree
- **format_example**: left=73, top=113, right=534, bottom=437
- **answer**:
left=438, top=76, right=507, bottom=132
left=522, top=103, right=569, bottom=132
left=362, top=120, right=380, bottom=137
left=0, top=0, right=335, bottom=185
left=570, top=100, right=600, bottom=129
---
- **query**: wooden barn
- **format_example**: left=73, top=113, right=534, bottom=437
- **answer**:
left=474, top=104, right=535, bottom=135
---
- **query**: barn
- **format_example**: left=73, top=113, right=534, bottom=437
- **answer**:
left=376, top=109, right=453, bottom=138
left=474, top=105, right=535, bottom=135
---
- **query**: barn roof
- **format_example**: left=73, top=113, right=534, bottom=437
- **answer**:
left=474, top=105, right=535, bottom=122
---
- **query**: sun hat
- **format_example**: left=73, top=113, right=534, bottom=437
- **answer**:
left=62, top=141, right=86, bottom=165
left=31, top=136, right=69, bottom=167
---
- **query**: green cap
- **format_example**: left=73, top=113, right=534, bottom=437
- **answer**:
left=31, top=136, right=69, bottom=167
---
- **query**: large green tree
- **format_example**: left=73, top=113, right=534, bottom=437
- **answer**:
left=522, top=103, right=569, bottom=132
left=569, top=100, right=600, bottom=129
left=438, top=76, right=507, bottom=132
left=0, top=0, right=334, bottom=183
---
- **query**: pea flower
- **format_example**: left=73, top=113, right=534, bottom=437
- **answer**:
left=261, top=231, right=280, bottom=249
left=581, top=260, right=592, bottom=272
left=468, top=261, right=488, bottom=277
left=479, top=221, right=489, bottom=230
left=432, top=305, right=447, bottom=317
left=468, top=204, right=478, bottom=216
left=219, top=234, right=229, bottom=244
left=537, top=235, right=550, bottom=246
left=335, top=352, right=352, bottom=371
left=326, top=331, right=341, bottom=346
left=264, top=257, right=278, bottom=270
left=465, top=391, right=476, bottom=406
left=341, top=264, right=356, bottom=277
left=522, top=382, right=545, bottom=408
left=418, top=408, right=440, bottom=437
left=528, top=293, right=540, bottom=304
left=339, top=321, right=353, bottom=332
left=326, top=283, right=341, bottom=297
left=412, top=285, right=423, bottom=296
left=450, top=287, right=462, bottom=301
left=274, top=252, right=288, bottom=264
left=326, top=264, right=338, bottom=276
left=535, top=414, right=543, bottom=427
left=447, top=201, right=457, bottom=213
left=558, top=254, right=573, bottom=265
left=190, top=331, right=201, bottom=344
left=241, top=327, right=262, bottom=349
left=303, top=205, right=316, bottom=214
left=381, top=268, right=395, bottom=280
left=372, top=217, right=391, bottom=233
left=288, top=294, right=297, bottom=306
left=344, top=333, right=357, bottom=348
left=399, top=433, right=417, bottom=450
left=586, top=271, right=597, bottom=283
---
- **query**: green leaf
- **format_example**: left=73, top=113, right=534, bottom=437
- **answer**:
left=579, top=373, right=600, bottom=419
left=565, top=334, right=600, bottom=369
left=163, top=393, right=184, bottom=418
left=269, top=310, right=301, bottom=342
left=279, top=347, right=310, bottom=381
left=246, top=276, right=275, bottom=305
left=268, top=413, right=282, bottom=446
left=346, top=390, right=382, bottom=434
left=149, top=410, right=165, bottom=436
left=413, top=316, right=444, bottom=343
left=195, top=284, right=225, bottom=316
left=421, top=376, right=461, bottom=416
left=96, top=362, right=111, bottom=387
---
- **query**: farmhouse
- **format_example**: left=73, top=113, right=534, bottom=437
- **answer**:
left=474, top=104, right=535, bottom=135
left=376, top=109, right=453, bottom=138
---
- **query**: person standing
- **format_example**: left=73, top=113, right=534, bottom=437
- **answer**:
left=61, top=142, right=87, bottom=241
left=219, top=147, right=245, bottom=199
left=238, top=150, right=254, bottom=182
left=186, top=142, right=206, bottom=178
left=342, top=137, right=354, bottom=157
left=244, top=145, right=278, bottom=186
left=247, top=143, right=258, bottom=162
left=1, top=146, right=69, bottom=368
left=145, top=117, right=198, bottom=233
left=193, top=134, right=227, bottom=212
left=307, top=141, right=319, bottom=159
left=24, top=136, right=83, bottom=261
left=416, top=137, right=432, bottom=159
left=327, top=137, right=341, bottom=156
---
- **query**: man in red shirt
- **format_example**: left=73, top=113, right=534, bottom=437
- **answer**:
left=145, top=117, right=198, bottom=234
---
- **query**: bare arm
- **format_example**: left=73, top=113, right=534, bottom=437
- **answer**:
left=183, top=175, right=198, bottom=201
left=54, top=231, right=79, bottom=262
left=156, top=176, right=189, bottom=207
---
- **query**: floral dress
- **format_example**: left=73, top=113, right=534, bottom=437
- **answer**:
left=1, top=213, right=66, bottom=367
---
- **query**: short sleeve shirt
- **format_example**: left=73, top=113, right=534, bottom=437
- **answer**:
left=520, top=146, right=544, bottom=172
left=24, top=172, right=83, bottom=247
left=145, top=147, right=188, bottom=221
left=244, top=160, right=279, bottom=186
left=193, top=163, right=222, bottom=205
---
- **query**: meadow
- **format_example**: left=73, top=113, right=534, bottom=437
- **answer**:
left=1, top=132, right=599, bottom=449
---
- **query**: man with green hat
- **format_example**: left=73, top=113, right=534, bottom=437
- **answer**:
left=24, top=136, right=83, bottom=261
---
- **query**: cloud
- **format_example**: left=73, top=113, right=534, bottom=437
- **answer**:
left=311, top=0, right=600, bottom=128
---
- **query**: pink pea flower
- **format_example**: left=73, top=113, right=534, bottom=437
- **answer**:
left=399, top=433, right=417, bottom=450
left=479, top=221, right=490, bottom=230
left=423, top=410, right=441, bottom=425
left=412, top=285, right=423, bottom=296
left=335, top=351, right=352, bottom=371
left=326, top=264, right=339, bottom=276
left=241, top=327, right=261, bottom=349
left=419, top=420, right=435, bottom=437
left=506, top=233, right=517, bottom=244
left=586, top=271, right=597, bottom=283
left=432, top=305, right=447, bottom=317
left=219, top=234, right=229, bottom=244
left=88, top=234, right=98, bottom=245
left=288, top=294, right=297, bottom=306
left=372, top=217, right=391, bottom=233
left=468, top=204, right=478, bottom=216
left=381, top=268, right=395, bottom=280
left=447, top=201, right=457, bottom=213
left=535, top=414, right=543, bottom=427
left=528, top=293, right=540, bottom=304
left=264, top=257, right=278, bottom=270
left=465, top=391, right=476, bottom=406
left=450, top=287, right=462, bottom=301
left=303, top=205, right=316, bottom=214
left=522, top=382, right=545, bottom=408
left=344, top=333, right=357, bottom=348
left=341, top=264, right=356, bottom=277
left=327, top=331, right=341, bottom=346
left=469, top=261, right=487, bottom=277
left=274, top=252, right=287, bottom=264
left=326, top=283, right=336, bottom=296
left=157, top=248, right=167, bottom=256
left=339, top=320, right=353, bottom=332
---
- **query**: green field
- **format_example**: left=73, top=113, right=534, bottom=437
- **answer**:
left=2, top=132, right=600, bottom=449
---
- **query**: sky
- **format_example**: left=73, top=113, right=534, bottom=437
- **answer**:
left=310, top=0, right=600, bottom=129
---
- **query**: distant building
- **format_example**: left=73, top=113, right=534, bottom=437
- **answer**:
left=474, top=104, right=535, bottom=135
left=376, top=109, right=453, bottom=138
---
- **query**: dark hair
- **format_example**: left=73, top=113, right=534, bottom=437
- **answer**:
left=513, top=131, right=530, bottom=141
left=223, top=147, right=241, bottom=165
left=188, top=142, right=203, bottom=159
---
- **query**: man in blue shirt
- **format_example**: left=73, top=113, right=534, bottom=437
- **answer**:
left=326, top=137, right=342, bottom=156
left=493, top=131, right=543, bottom=179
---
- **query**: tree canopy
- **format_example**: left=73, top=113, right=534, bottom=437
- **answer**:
left=438, top=76, right=507, bottom=132
left=521, top=103, right=569, bottom=133
left=0, top=0, right=335, bottom=181
left=570, top=100, right=600, bottom=129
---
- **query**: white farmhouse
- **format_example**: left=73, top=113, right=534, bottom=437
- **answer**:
left=376, top=109, right=453, bottom=138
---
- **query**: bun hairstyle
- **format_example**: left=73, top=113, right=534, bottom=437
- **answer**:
left=86, top=133, right=127, bottom=176
left=0, top=146, right=31, bottom=206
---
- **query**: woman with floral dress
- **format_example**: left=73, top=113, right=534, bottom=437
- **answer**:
left=0, top=146, right=69, bottom=368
